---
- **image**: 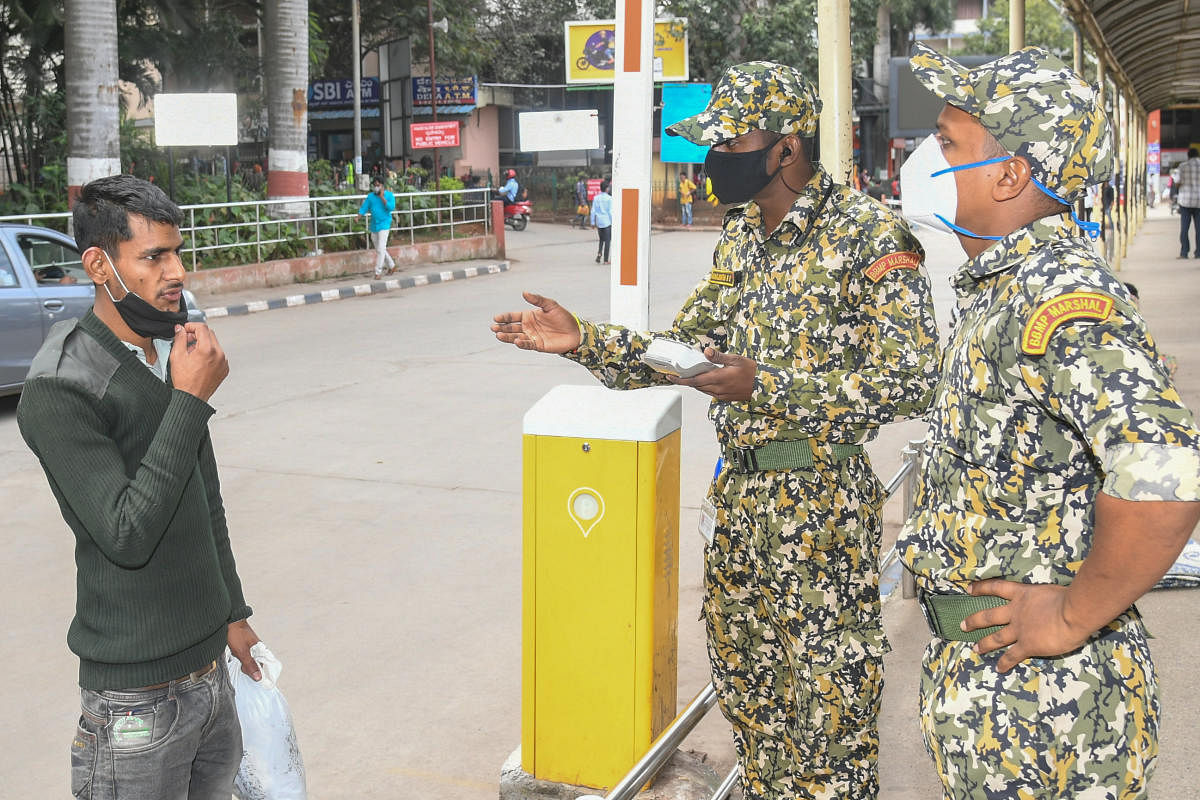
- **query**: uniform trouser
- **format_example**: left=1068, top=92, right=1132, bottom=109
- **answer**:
left=372, top=229, right=395, bottom=275
left=703, top=455, right=888, bottom=799
left=920, top=613, right=1158, bottom=800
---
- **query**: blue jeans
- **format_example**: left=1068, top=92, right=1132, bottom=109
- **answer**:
left=1180, top=205, right=1200, bottom=256
left=71, top=662, right=242, bottom=799
left=681, top=202, right=693, bottom=226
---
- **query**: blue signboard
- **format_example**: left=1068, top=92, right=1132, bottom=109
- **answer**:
left=412, top=76, right=478, bottom=106
left=660, top=83, right=712, bottom=164
left=308, top=78, right=380, bottom=108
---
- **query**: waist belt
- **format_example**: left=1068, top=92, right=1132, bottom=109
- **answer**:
left=917, top=590, right=1008, bottom=643
left=130, top=659, right=219, bottom=692
left=724, top=439, right=863, bottom=473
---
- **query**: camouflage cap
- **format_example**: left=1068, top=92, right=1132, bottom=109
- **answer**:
left=666, top=61, right=820, bottom=145
left=909, top=42, right=1113, bottom=202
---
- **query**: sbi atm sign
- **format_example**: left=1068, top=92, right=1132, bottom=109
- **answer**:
left=308, top=78, right=380, bottom=109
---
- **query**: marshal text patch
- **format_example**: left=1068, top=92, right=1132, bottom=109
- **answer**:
left=865, top=251, right=921, bottom=282
left=1021, top=291, right=1114, bottom=355
left=709, top=269, right=736, bottom=287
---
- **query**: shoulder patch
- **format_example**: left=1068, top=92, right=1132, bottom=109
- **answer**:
left=865, top=251, right=921, bottom=282
left=1021, top=291, right=1114, bottom=355
left=709, top=268, right=736, bottom=287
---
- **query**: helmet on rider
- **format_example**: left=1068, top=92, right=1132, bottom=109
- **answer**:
left=505, top=169, right=517, bottom=179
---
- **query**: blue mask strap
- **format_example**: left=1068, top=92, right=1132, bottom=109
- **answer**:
left=927, top=155, right=1010, bottom=240
left=1030, top=177, right=1101, bottom=239
left=931, top=155, right=1012, bottom=178
left=934, top=214, right=1004, bottom=241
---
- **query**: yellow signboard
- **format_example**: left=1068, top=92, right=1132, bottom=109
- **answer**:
left=563, top=19, right=689, bottom=84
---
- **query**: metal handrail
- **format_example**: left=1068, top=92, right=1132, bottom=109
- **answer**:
left=877, top=438, right=927, bottom=599
left=579, top=437, right=927, bottom=800
left=0, top=186, right=493, bottom=271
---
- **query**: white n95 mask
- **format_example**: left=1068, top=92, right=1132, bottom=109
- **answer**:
left=900, top=134, right=1005, bottom=241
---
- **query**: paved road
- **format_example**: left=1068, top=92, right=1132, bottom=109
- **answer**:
left=1, top=213, right=1196, bottom=798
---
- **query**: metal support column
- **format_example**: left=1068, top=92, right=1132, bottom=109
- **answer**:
left=1009, top=0, right=1025, bottom=52
left=817, top=0, right=853, bottom=182
left=352, top=0, right=363, bottom=189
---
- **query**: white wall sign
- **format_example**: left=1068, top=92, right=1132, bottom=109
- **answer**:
left=518, top=109, right=600, bottom=152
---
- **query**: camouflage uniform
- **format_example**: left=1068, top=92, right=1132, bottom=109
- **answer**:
left=566, top=62, right=939, bottom=799
left=898, top=44, right=1200, bottom=799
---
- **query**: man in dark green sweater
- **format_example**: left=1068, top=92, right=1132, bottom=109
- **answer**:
left=18, top=175, right=261, bottom=799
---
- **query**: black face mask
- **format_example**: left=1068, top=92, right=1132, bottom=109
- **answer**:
left=704, top=138, right=784, bottom=204
left=102, top=253, right=188, bottom=340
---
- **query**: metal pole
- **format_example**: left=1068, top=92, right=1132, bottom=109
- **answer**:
left=427, top=0, right=440, bottom=192
left=900, top=438, right=923, bottom=599
left=1073, top=27, right=1084, bottom=224
left=709, top=766, right=741, bottom=800
left=1009, top=0, right=1025, bottom=52
left=817, top=0, right=853, bottom=182
left=352, top=0, right=363, bottom=190
left=1122, top=92, right=1131, bottom=261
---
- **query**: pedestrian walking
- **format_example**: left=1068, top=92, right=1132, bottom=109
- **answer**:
left=574, top=173, right=589, bottom=228
left=590, top=179, right=613, bottom=263
left=17, top=175, right=263, bottom=800
left=359, top=175, right=396, bottom=278
left=1175, top=147, right=1200, bottom=257
left=492, top=60, right=939, bottom=799
left=678, top=170, right=697, bottom=226
left=897, top=43, right=1200, bottom=799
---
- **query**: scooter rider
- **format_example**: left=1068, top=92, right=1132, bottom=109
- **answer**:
left=497, top=169, right=519, bottom=203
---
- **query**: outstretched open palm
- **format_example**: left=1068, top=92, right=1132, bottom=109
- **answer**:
left=491, top=291, right=582, bottom=353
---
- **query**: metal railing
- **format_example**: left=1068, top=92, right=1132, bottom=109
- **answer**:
left=583, top=438, right=926, bottom=800
left=0, top=186, right=493, bottom=271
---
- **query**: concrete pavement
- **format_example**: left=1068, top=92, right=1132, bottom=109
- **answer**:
left=0, top=209, right=1197, bottom=798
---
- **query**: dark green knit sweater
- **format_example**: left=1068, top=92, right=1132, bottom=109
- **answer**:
left=18, top=311, right=251, bottom=690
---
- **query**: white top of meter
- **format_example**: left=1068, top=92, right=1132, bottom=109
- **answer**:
left=523, top=385, right=682, bottom=441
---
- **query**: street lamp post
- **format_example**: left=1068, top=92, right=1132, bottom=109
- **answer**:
left=352, top=0, right=363, bottom=189
left=426, top=0, right=439, bottom=190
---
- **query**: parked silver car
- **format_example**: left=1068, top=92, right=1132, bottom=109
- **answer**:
left=0, top=224, right=204, bottom=396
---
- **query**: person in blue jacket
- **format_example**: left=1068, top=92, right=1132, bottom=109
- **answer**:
left=498, top=169, right=519, bottom=203
left=358, top=176, right=396, bottom=278
left=590, top=179, right=613, bottom=263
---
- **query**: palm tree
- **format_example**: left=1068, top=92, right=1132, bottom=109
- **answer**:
left=65, top=0, right=121, bottom=204
left=265, top=0, right=310, bottom=206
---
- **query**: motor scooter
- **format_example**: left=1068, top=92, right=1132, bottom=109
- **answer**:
left=503, top=198, right=532, bottom=231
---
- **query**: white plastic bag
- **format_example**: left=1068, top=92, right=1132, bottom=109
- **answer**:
left=224, top=643, right=308, bottom=800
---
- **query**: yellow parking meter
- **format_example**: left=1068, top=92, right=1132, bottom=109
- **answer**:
left=521, top=385, right=681, bottom=790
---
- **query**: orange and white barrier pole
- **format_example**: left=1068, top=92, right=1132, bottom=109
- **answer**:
left=610, top=0, right=655, bottom=329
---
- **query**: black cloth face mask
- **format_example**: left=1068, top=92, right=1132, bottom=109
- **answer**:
left=703, top=137, right=784, bottom=204
left=101, top=251, right=188, bottom=340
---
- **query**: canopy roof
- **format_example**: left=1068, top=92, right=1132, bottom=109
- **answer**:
left=1079, top=0, right=1200, bottom=110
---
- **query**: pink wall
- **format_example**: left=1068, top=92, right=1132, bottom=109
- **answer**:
left=456, top=105, right=499, bottom=181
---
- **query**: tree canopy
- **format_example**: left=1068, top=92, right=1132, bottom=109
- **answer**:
left=960, top=0, right=1074, bottom=58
